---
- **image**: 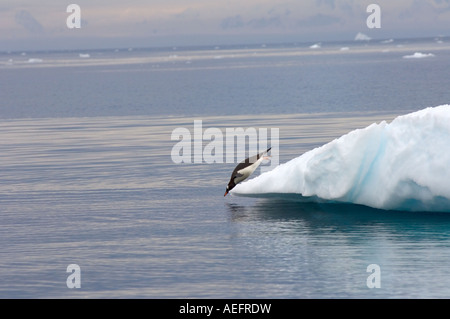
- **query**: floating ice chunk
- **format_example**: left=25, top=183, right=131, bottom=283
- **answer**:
left=309, top=43, right=321, bottom=49
left=403, top=52, right=435, bottom=59
left=232, top=105, right=450, bottom=212
left=79, top=53, right=90, bottom=58
left=27, top=58, right=43, bottom=63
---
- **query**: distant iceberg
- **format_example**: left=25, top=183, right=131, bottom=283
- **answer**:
left=403, top=52, right=435, bottom=59
left=27, top=58, right=43, bottom=63
left=354, top=32, right=371, bottom=41
left=232, top=105, right=450, bottom=212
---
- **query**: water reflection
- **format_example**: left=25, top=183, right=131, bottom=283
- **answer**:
left=226, top=199, right=450, bottom=298
left=227, top=199, right=450, bottom=242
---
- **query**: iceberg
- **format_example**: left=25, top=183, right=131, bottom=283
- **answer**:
left=403, top=52, right=435, bottom=59
left=354, top=32, right=371, bottom=41
left=309, top=43, right=321, bottom=49
left=232, top=105, right=450, bottom=212
left=27, top=58, right=43, bottom=63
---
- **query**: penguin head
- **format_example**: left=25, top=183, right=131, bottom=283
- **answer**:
left=224, top=181, right=236, bottom=197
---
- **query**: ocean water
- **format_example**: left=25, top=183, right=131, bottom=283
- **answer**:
left=1, top=37, right=450, bottom=298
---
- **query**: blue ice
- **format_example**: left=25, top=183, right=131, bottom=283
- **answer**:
left=232, top=105, right=450, bottom=212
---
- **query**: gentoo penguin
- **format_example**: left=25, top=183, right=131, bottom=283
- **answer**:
left=224, top=147, right=271, bottom=196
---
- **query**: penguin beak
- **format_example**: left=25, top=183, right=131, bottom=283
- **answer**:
left=224, top=190, right=228, bottom=197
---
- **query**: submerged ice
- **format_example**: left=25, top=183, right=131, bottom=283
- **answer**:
left=232, top=105, right=450, bottom=212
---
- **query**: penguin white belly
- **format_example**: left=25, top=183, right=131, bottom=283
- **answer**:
left=234, top=157, right=264, bottom=184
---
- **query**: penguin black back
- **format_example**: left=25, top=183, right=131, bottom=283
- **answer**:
left=224, top=147, right=271, bottom=196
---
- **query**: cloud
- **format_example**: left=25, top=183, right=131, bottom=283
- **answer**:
left=175, top=7, right=200, bottom=19
left=15, top=10, right=44, bottom=34
left=430, top=0, right=450, bottom=8
left=220, top=3, right=292, bottom=31
left=221, top=15, right=245, bottom=29
left=2, top=0, right=450, bottom=51
left=297, top=13, right=341, bottom=27
left=267, top=4, right=292, bottom=17
left=220, top=14, right=285, bottom=30
left=248, top=16, right=283, bottom=29
left=315, top=0, right=336, bottom=10
left=398, top=0, right=449, bottom=21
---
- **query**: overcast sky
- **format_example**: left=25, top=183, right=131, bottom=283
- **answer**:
left=1, top=0, right=450, bottom=51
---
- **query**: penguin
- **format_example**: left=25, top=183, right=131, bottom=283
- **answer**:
left=224, top=147, right=271, bottom=196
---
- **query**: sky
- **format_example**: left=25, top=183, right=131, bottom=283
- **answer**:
left=1, top=0, right=450, bottom=51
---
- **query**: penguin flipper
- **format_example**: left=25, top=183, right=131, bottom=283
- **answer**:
left=234, top=172, right=244, bottom=179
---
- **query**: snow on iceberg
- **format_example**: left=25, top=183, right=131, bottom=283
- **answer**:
left=232, top=105, right=450, bottom=212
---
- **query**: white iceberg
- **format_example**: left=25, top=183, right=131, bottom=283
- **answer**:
left=354, top=32, right=371, bottom=41
left=232, top=105, right=450, bottom=212
left=403, top=52, right=435, bottom=59
left=27, top=58, right=43, bottom=63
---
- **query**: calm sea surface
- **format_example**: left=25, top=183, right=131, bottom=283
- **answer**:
left=1, top=38, right=450, bottom=298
